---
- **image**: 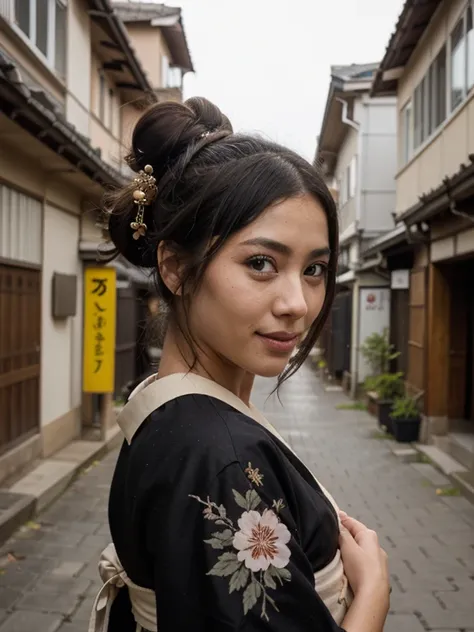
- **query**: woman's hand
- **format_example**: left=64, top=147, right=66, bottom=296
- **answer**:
left=338, top=512, right=390, bottom=632
left=339, top=512, right=389, bottom=602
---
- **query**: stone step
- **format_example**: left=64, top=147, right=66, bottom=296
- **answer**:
left=447, top=432, right=474, bottom=470
left=0, top=424, right=122, bottom=547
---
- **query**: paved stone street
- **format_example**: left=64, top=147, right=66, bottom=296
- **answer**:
left=0, top=363, right=473, bottom=631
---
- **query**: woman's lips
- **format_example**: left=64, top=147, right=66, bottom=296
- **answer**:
left=256, top=332, right=299, bottom=353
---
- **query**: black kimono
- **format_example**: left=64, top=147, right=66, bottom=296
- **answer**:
left=108, top=393, right=347, bottom=631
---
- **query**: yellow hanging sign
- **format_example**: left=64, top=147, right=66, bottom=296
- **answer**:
left=83, top=267, right=116, bottom=393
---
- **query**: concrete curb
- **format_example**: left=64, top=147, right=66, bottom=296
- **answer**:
left=0, top=425, right=122, bottom=547
left=385, top=438, right=474, bottom=505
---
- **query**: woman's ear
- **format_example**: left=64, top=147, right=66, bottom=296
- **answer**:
left=157, top=241, right=185, bottom=296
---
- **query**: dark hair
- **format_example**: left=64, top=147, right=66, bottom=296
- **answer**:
left=105, top=97, right=338, bottom=385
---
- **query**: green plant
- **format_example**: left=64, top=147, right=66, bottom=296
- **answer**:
left=436, top=486, right=461, bottom=497
left=336, top=402, right=367, bottom=411
left=363, top=375, right=380, bottom=393
left=361, top=329, right=400, bottom=376
left=390, top=396, right=419, bottom=420
left=375, top=372, right=404, bottom=400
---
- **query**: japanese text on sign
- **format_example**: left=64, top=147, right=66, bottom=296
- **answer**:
left=83, top=268, right=116, bottom=393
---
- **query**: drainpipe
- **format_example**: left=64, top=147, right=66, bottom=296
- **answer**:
left=336, top=97, right=362, bottom=231
left=337, top=97, right=363, bottom=397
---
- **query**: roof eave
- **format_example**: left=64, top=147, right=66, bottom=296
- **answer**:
left=88, top=0, right=154, bottom=96
left=159, top=16, right=194, bottom=73
left=0, top=54, right=126, bottom=188
left=400, top=158, right=474, bottom=226
left=372, top=0, right=444, bottom=96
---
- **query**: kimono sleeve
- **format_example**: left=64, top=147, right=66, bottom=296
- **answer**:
left=146, top=456, right=346, bottom=632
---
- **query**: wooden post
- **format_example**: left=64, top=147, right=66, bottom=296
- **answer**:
left=425, top=263, right=450, bottom=420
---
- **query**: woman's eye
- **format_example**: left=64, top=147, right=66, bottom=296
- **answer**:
left=305, top=263, right=326, bottom=278
left=248, top=256, right=275, bottom=273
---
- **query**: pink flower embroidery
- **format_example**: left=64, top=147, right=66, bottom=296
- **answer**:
left=233, top=509, right=291, bottom=572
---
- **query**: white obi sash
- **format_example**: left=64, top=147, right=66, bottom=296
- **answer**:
left=89, top=373, right=353, bottom=631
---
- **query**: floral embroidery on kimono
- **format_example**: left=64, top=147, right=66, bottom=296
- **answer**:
left=190, top=470, right=292, bottom=621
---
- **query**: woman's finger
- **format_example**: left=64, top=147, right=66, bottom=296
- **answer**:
left=340, top=514, right=370, bottom=539
left=338, top=526, right=358, bottom=555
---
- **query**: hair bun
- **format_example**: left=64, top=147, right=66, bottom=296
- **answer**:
left=185, top=96, right=233, bottom=135
left=105, top=97, right=232, bottom=269
left=129, top=97, right=232, bottom=180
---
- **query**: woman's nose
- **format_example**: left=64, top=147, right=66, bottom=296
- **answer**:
left=273, top=277, right=308, bottom=320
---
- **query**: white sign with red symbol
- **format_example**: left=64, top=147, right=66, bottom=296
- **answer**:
left=358, top=288, right=390, bottom=382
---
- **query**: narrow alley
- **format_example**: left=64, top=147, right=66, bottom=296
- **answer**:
left=0, top=364, right=473, bottom=632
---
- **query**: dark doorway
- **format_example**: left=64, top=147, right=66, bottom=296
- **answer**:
left=465, top=289, right=474, bottom=421
left=390, top=289, right=409, bottom=375
left=329, top=290, right=352, bottom=379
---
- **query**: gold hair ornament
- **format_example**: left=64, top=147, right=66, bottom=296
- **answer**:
left=131, top=164, right=157, bottom=240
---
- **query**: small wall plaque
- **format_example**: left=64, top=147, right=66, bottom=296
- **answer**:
left=52, top=272, right=77, bottom=319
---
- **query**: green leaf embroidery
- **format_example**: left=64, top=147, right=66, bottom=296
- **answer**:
left=269, top=566, right=292, bottom=585
left=245, top=489, right=261, bottom=511
left=207, top=552, right=240, bottom=577
left=243, top=580, right=262, bottom=614
left=192, top=474, right=292, bottom=623
left=232, top=489, right=248, bottom=509
left=229, top=564, right=249, bottom=593
left=204, top=529, right=234, bottom=550
left=263, top=568, right=277, bottom=590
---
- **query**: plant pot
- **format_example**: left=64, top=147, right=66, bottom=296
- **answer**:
left=390, top=416, right=421, bottom=443
left=377, top=400, right=394, bottom=434
left=366, top=391, right=378, bottom=417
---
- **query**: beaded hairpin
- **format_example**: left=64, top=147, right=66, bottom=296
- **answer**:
left=130, top=165, right=157, bottom=240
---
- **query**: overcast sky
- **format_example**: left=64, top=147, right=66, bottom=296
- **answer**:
left=170, top=0, right=404, bottom=162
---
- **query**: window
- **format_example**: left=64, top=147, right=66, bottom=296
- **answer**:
left=345, top=165, right=351, bottom=201
left=109, top=89, right=113, bottom=131
left=36, top=0, right=48, bottom=56
left=167, top=66, right=182, bottom=89
left=412, top=45, right=447, bottom=152
left=161, top=55, right=169, bottom=88
left=14, top=0, right=67, bottom=77
left=15, top=0, right=30, bottom=36
left=401, top=100, right=413, bottom=164
left=413, top=82, right=423, bottom=147
left=99, top=73, right=106, bottom=122
left=451, top=17, right=466, bottom=110
left=54, top=0, right=67, bottom=78
left=467, top=5, right=474, bottom=89
left=431, top=47, right=446, bottom=129
left=339, top=172, right=347, bottom=207
left=349, top=156, right=357, bottom=198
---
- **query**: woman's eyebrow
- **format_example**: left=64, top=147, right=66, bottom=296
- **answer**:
left=240, top=237, right=330, bottom=259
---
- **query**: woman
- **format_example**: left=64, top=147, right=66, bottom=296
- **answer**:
left=90, top=98, right=389, bottom=632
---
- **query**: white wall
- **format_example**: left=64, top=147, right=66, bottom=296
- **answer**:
left=40, top=205, right=82, bottom=427
left=334, top=126, right=358, bottom=234
left=360, top=98, right=397, bottom=233
left=66, top=0, right=91, bottom=137
left=357, top=286, right=391, bottom=384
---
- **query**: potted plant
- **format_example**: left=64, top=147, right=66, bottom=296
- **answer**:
left=360, top=329, right=400, bottom=376
left=363, top=375, right=379, bottom=417
left=374, top=372, right=404, bottom=433
left=389, top=396, right=421, bottom=443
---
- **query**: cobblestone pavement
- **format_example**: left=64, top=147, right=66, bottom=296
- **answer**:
left=0, top=363, right=473, bottom=631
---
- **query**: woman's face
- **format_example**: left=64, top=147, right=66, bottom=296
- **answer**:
left=187, top=194, right=330, bottom=378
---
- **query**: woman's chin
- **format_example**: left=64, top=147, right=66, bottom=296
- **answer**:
left=252, top=359, right=290, bottom=379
